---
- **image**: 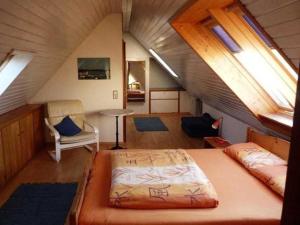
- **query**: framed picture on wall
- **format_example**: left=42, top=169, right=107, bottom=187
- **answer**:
left=77, top=58, right=110, bottom=80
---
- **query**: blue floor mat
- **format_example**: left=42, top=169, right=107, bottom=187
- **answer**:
left=134, top=117, right=168, bottom=131
left=0, top=183, right=77, bottom=225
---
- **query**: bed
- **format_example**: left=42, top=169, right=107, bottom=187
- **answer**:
left=127, top=89, right=145, bottom=102
left=70, top=128, right=290, bottom=225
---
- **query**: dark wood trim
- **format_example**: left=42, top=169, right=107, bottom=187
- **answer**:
left=0, top=104, right=41, bottom=130
left=149, top=90, right=152, bottom=114
left=122, top=40, right=127, bottom=142
left=281, top=65, right=300, bottom=225
left=151, top=98, right=179, bottom=101
left=178, top=90, right=180, bottom=113
left=149, top=87, right=185, bottom=92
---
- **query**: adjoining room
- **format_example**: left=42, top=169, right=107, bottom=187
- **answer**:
left=0, top=1, right=299, bottom=225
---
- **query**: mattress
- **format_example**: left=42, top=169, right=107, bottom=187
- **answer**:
left=79, top=149, right=283, bottom=225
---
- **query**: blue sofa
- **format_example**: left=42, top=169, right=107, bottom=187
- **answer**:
left=181, top=113, right=219, bottom=137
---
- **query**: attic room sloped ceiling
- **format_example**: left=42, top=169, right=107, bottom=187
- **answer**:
left=127, top=0, right=300, bottom=134
left=0, top=0, right=122, bottom=115
left=0, top=0, right=299, bottom=136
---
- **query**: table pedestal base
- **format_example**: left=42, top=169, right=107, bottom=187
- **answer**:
left=111, top=145, right=124, bottom=150
left=99, top=109, right=134, bottom=150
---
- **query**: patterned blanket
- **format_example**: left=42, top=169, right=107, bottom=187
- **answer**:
left=109, top=149, right=218, bottom=209
left=224, top=142, right=287, bottom=197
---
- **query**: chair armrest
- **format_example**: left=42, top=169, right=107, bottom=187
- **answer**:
left=45, top=118, right=60, bottom=141
left=83, top=120, right=99, bottom=135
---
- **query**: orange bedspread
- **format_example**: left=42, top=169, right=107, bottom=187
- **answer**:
left=109, top=149, right=218, bottom=209
left=79, top=149, right=283, bottom=225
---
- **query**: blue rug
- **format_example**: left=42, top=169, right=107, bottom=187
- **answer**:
left=0, top=183, right=77, bottom=225
left=134, top=117, right=168, bottom=131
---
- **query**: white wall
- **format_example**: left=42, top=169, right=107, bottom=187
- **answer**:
left=180, top=91, right=196, bottom=114
left=123, top=33, right=150, bottom=114
left=203, top=103, right=250, bottom=143
left=150, top=58, right=180, bottom=89
left=30, top=14, right=123, bottom=142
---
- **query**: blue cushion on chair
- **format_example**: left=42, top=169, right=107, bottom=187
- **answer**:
left=54, top=116, right=81, bottom=136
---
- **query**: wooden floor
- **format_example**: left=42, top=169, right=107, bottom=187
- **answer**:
left=0, top=114, right=203, bottom=206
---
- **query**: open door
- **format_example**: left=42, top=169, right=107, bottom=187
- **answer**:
left=122, top=40, right=127, bottom=142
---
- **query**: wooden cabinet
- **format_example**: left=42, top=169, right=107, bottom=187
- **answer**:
left=33, top=108, right=44, bottom=152
left=149, top=88, right=183, bottom=114
left=20, top=114, right=34, bottom=164
left=0, top=132, right=5, bottom=187
left=0, top=105, right=44, bottom=188
left=2, top=121, right=22, bottom=179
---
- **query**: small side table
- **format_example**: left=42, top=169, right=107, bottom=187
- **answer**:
left=100, top=109, right=134, bottom=150
left=204, top=137, right=231, bottom=148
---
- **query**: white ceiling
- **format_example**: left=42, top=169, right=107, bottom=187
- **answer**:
left=0, top=0, right=121, bottom=114
left=127, top=0, right=300, bottom=129
left=0, top=0, right=299, bottom=132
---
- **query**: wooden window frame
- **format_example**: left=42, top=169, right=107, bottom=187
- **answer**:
left=235, top=7, right=297, bottom=110
left=209, top=8, right=296, bottom=111
left=171, top=0, right=297, bottom=135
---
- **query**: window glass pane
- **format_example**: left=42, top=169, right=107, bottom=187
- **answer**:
left=243, top=14, right=298, bottom=80
left=211, top=18, right=295, bottom=110
left=0, top=51, right=33, bottom=96
left=271, top=49, right=298, bottom=79
left=212, top=25, right=242, bottom=53
left=234, top=51, right=292, bottom=109
left=243, top=15, right=273, bottom=48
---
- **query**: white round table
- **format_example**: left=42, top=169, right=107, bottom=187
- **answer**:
left=99, top=109, right=134, bottom=150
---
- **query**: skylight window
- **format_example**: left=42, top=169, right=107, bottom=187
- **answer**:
left=243, top=15, right=298, bottom=80
left=271, top=49, right=298, bottom=79
left=243, top=15, right=273, bottom=48
left=149, top=49, right=178, bottom=78
left=0, top=50, right=33, bottom=96
left=211, top=22, right=295, bottom=111
left=212, top=25, right=242, bottom=53
left=234, top=51, right=292, bottom=109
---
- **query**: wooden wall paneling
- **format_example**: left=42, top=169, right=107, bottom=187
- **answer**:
left=242, top=0, right=300, bottom=70
left=210, top=8, right=296, bottom=100
left=243, top=0, right=297, bottom=17
left=0, top=0, right=122, bottom=116
left=0, top=105, right=43, bottom=187
left=128, top=0, right=300, bottom=134
left=266, top=19, right=300, bottom=39
left=1, top=122, right=22, bottom=179
left=122, top=0, right=132, bottom=32
left=247, top=127, right=290, bottom=160
left=19, top=114, right=34, bottom=163
left=275, top=34, right=300, bottom=49
left=255, top=1, right=300, bottom=27
left=137, top=1, right=185, bottom=43
left=33, top=107, right=44, bottom=152
left=172, top=22, right=277, bottom=115
left=0, top=132, right=5, bottom=187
